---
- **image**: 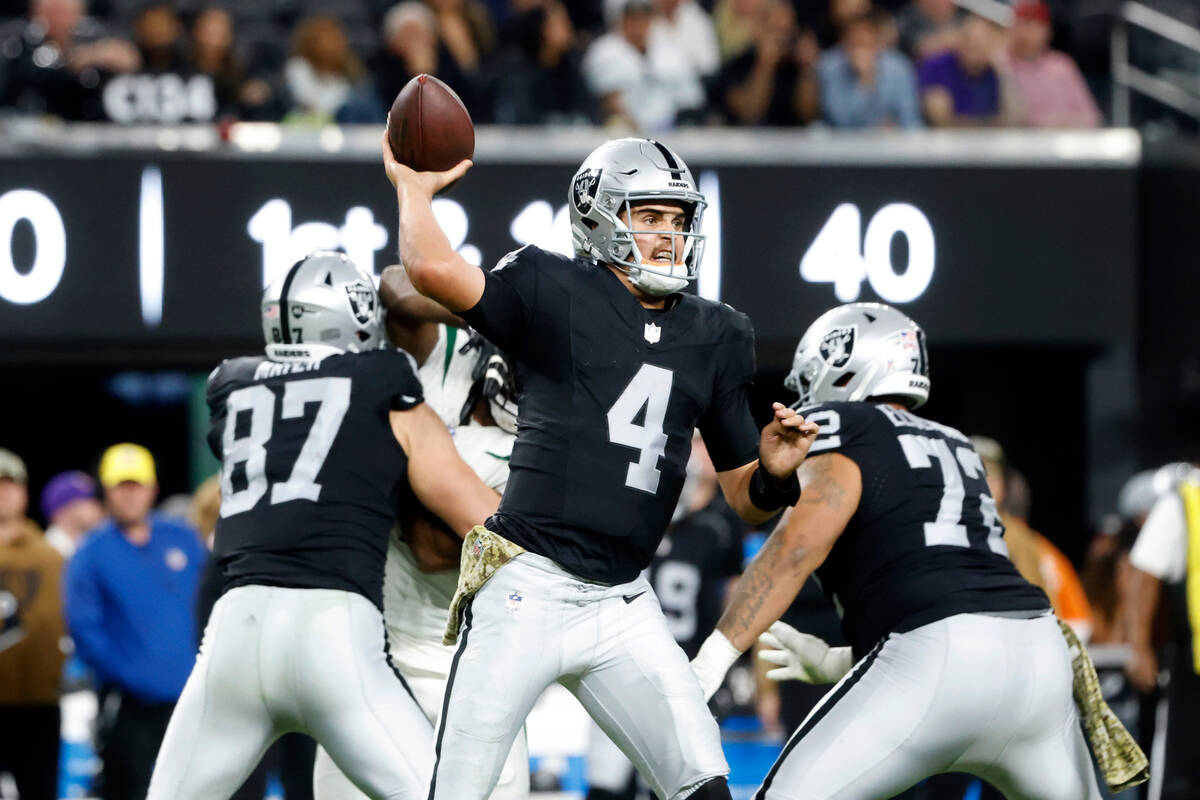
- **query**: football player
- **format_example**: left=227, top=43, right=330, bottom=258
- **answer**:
left=145, top=252, right=500, bottom=800
left=381, top=135, right=818, bottom=800
left=689, top=303, right=1103, bottom=800
left=312, top=265, right=529, bottom=800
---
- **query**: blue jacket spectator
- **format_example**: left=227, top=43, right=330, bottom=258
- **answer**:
left=818, top=14, right=922, bottom=129
left=63, top=443, right=205, bottom=800
left=65, top=512, right=205, bottom=701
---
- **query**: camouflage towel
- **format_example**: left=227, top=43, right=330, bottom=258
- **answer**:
left=443, top=526, right=526, bottom=646
left=1058, top=619, right=1149, bottom=793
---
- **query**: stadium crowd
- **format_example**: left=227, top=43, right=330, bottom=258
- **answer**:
left=0, top=0, right=1103, bottom=129
left=2, top=430, right=1197, bottom=798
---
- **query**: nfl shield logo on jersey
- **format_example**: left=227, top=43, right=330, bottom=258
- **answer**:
left=644, top=323, right=661, bottom=344
left=819, top=326, right=855, bottom=368
left=343, top=279, right=377, bottom=326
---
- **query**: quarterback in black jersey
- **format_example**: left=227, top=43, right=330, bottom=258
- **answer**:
left=382, top=135, right=818, bottom=800
left=690, top=304, right=1107, bottom=800
left=145, top=252, right=500, bottom=800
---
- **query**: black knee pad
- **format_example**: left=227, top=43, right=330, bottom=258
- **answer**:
left=687, top=776, right=731, bottom=800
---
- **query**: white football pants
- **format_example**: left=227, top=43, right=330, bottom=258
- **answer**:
left=756, top=612, right=1102, bottom=800
left=429, top=552, right=728, bottom=800
left=145, top=585, right=433, bottom=800
left=312, top=651, right=530, bottom=800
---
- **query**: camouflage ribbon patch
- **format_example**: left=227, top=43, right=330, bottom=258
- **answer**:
left=1058, top=619, right=1149, bottom=792
left=443, top=526, right=526, bottom=646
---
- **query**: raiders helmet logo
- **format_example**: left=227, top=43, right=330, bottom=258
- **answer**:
left=343, top=279, right=377, bottom=326
left=819, top=326, right=856, bottom=368
left=572, top=168, right=603, bottom=214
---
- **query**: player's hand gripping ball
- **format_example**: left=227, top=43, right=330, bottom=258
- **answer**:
left=387, top=74, right=475, bottom=172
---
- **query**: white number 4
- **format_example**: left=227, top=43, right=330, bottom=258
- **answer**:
left=607, top=364, right=674, bottom=494
left=220, top=377, right=351, bottom=517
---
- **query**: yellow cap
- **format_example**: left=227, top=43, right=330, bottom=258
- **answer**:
left=99, top=443, right=157, bottom=488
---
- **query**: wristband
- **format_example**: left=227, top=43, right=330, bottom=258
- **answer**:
left=748, top=464, right=801, bottom=512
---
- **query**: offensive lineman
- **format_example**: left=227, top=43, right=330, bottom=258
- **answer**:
left=689, top=303, right=1103, bottom=800
left=381, top=135, right=818, bottom=800
left=312, top=266, right=530, bottom=800
left=145, top=252, right=500, bottom=800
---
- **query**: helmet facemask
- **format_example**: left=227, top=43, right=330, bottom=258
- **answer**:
left=604, top=192, right=707, bottom=296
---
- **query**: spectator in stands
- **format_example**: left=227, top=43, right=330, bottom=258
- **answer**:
left=1000, top=0, right=1101, bottom=128
left=817, top=10, right=921, bottom=128
left=40, top=470, right=103, bottom=558
left=372, top=2, right=475, bottom=115
left=651, top=0, right=719, bottom=79
left=712, top=0, right=761, bottom=62
left=0, top=448, right=66, bottom=800
left=710, top=0, right=817, bottom=126
left=285, top=15, right=381, bottom=123
left=810, top=0, right=869, bottom=49
left=1124, top=463, right=1200, bottom=800
left=64, top=443, right=205, bottom=800
left=100, top=3, right=227, bottom=123
left=492, top=1, right=593, bottom=124
left=189, top=6, right=288, bottom=121
left=918, top=14, right=1012, bottom=127
left=0, top=0, right=138, bottom=119
left=894, top=0, right=964, bottom=61
left=427, top=0, right=495, bottom=87
left=583, top=0, right=705, bottom=130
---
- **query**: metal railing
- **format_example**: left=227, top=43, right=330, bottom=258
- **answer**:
left=1111, top=1, right=1200, bottom=125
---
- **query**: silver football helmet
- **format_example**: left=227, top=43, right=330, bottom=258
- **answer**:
left=569, top=138, right=706, bottom=296
left=786, top=303, right=930, bottom=409
left=261, top=251, right=387, bottom=361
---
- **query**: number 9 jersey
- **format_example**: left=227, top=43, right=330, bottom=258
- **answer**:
left=205, top=349, right=424, bottom=609
left=801, top=400, right=1050, bottom=658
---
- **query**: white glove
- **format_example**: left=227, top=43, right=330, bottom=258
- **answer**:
left=690, top=630, right=743, bottom=702
left=757, top=621, right=853, bottom=685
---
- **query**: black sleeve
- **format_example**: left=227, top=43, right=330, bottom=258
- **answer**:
left=365, top=349, right=425, bottom=411
left=798, top=402, right=873, bottom=462
left=458, top=245, right=540, bottom=358
left=698, top=312, right=760, bottom=473
left=205, top=361, right=233, bottom=460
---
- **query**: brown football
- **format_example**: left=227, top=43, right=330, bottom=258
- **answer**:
left=387, top=74, right=475, bottom=173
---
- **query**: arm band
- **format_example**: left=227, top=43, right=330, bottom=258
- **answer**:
left=748, top=464, right=801, bottom=512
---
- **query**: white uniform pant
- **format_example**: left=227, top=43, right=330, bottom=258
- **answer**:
left=757, top=612, right=1102, bottom=800
left=430, top=552, right=728, bottom=800
left=313, top=653, right=530, bottom=800
left=145, top=585, right=433, bottom=800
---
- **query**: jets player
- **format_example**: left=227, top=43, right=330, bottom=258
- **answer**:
left=312, top=266, right=529, bottom=800
left=145, top=252, right=500, bottom=800
left=689, top=303, right=1103, bottom=800
left=381, top=135, right=818, bottom=800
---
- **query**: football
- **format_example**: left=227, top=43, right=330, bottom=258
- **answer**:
left=387, top=74, right=475, bottom=173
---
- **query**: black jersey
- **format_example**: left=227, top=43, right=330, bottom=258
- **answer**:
left=802, top=401, right=1050, bottom=657
left=206, top=349, right=423, bottom=608
left=459, top=246, right=761, bottom=585
left=650, top=503, right=746, bottom=658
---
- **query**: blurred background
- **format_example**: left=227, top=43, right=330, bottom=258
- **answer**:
left=1, top=0, right=1199, bottom=797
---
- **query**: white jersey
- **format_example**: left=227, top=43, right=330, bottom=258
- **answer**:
left=417, top=324, right=482, bottom=428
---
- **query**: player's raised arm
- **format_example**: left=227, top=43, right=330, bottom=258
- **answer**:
left=390, top=402, right=500, bottom=535
left=381, top=131, right=485, bottom=313
left=711, top=403, right=820, bottom=525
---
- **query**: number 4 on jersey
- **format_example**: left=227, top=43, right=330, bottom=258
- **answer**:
left=607, top=364, right=674, bottom=495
